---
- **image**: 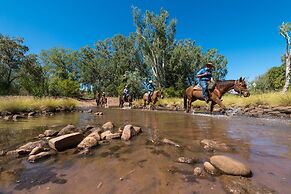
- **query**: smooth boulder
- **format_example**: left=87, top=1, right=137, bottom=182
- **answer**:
left=200, top=139, right=231, bottom=152
left=102, top=122, right=114, bottom=130
left=49, top=132, right=83, bottom=151
left=121, top=125, right=141, bottom=141
left=204, top=161, right=218, bottom=175
left=77, top=131, right=100, bottom=149
left=210, top=155, right=252, bottom=177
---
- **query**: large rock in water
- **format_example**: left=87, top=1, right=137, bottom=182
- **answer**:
left=210, top=155, right=252, bottom=177
left=200, top=139, right=232, bottom=152
left=58, top=124, right=77, bottom=136
left=49, top=132, right=83, bottom=151
left=121, top=125, right=141, bottom=141
left=102, top=122, right=114, bottom=131
left=16, top=140, right=47, bottom=155
left=77, top=131, right=100, bottom=149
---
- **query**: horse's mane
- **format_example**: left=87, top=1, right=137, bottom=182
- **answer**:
left=216, top=80, right=235, bottom=87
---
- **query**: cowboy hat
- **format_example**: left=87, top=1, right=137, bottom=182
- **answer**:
left=205, top=62, right=214, bottom=68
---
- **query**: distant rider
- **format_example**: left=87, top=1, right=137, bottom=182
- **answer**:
left=147, top=80, right=155, bottom=102
left=123, top=85, right=129, bottom=100
left=196, top=62, right=214, bottom=103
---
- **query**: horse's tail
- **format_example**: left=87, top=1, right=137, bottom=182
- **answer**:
left=184, top=93, right=187, bottom=111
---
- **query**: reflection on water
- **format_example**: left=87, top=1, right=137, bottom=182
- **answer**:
left=0, top=108, right=290, bottom=193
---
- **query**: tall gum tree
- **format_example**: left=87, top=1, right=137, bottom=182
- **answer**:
left=280, top=22, right=291, bottom=93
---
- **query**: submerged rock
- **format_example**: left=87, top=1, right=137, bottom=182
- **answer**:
left=210, top=155, right=252, bottom=177
left=193, top=167, right=203, bottom=176
left=220, top=175, right=275, bottom=194
left=49, top=132, right=83, bottom=151
left=16, top=140, right=47, bottom=155
left=6, top=150, right=19, bottom=158
left=58, top=124, right=77, bottom=136
left=177, top=157, right=197, bottom=164
left=29, top=146, right=44, bottom=156
left=200, top=139, right=232, bottom=152
left=161, top=138, right=180, bottom=147
left=28, top=151, right=54, bottom=163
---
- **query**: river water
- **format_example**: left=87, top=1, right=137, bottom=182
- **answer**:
left=0, top=108, right=290, bottom=194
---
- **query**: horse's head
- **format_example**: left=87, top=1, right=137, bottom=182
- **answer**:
left=158, top=89, right=164, bottom=99
left=234, top=77, right=250, bottom=97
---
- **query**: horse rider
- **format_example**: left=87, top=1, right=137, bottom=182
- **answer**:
left=196, top=62, right=214, bottom=103
left=123, top=85, right=129, bottom=100
left=147, top=80, right=155, bottom=102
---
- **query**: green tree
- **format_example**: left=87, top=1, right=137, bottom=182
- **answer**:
left=0, top=34, right=28, bottom=94
left=40, top=48, right=80, bottom=97
left=132, top=7, right=176, bottom=87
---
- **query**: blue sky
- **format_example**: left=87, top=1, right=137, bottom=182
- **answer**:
left=0, top=0, right=290, bottom=80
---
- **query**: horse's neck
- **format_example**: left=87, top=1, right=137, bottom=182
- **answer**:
left=217, top=80, right=235, bottom=95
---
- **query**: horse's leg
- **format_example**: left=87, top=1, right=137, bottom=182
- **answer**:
left=212, top=96, right=226, bottom=113
left=187, top=98, right=193, bottom=113
left=210, top=101, right=216, bottom=114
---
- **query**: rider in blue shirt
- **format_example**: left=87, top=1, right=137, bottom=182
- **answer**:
left=123, top=85, right=129, bottom=99
left=147, top=80, right=155, bottom=102
left=196, top=62, right=214, bottom=103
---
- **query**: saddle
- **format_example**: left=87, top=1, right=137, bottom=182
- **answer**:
left=193, top=81, right=216, bottom=91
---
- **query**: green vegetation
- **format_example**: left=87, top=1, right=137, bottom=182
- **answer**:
left=134, top=92, right=291, bottom=108
left=0, top=8, right=227, bottom=98
left=0, top=96, right=78, bottom=113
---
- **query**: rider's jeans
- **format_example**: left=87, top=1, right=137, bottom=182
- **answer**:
left=200, top=80, right=208, bottom=99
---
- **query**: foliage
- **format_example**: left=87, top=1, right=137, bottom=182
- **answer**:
left=252, top=64, right=285, bottom=92
left=40, top=48, right=80, bottom=97
left=0, top=34, right=45, bottom=95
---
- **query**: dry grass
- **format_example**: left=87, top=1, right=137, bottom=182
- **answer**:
left=133, top=92, right=291, bottom=108
left=0, top=96, right=78, bottom=113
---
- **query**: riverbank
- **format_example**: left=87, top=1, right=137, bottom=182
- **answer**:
left=0, top=96, right=78, bottom=120
left=133, top=92, right=291, bottom=118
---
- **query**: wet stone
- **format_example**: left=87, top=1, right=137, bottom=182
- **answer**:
left=193, top=167, right=203, bottom=176
left=200, top=139, right=232, bottom=152
left=210, top=155, right=252, bottom=177
left=16, top=140, right=47, bottom=155
left=49, top=132, right=84, bottom=151
left=161, top=138, right=181, bottom=147
left=102, top=121, right=114, bottom=131
left=204, top=161, right=218, bottom=175
left=58, top=124, right=77, bottom=136
left=44, top=129, right=58, bottom=137
left=27, top=151, right=53, bottom=163
left=220, top=175, right=275, bottom=194
left=177, top=157, right=196, bottom=164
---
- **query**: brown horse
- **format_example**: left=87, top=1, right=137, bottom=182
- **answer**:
left=143, top=89, right=164, bottom=109
left=184, top=77, right=250, bottom=113
left=119, top=94, right=133, bottom=108
left=100, top=96, right=107, bottom=107
left=95, top=92, right=101, bottom=107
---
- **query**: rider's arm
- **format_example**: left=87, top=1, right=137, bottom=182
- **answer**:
left=196, top=69, right=208, bottom=78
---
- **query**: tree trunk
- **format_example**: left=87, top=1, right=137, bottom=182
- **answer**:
left=282, top=53, right=291, bottom=93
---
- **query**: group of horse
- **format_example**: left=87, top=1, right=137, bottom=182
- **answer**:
left=96, top=77, right=250, bottom=114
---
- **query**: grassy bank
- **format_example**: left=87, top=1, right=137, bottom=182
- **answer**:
left=0, top=96, right=78, bottom=113
left=133, top=92, right=291, bottom=108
